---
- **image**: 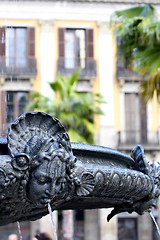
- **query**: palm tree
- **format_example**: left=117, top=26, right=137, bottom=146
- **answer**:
left=111, top=4, right=160, bottom=101
left=26, top=71, right=105, bottom=144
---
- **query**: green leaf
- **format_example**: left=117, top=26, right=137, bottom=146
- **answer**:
left=113, top=4, right=154, bottom=20
left=68, top=128, right=87, bottom=144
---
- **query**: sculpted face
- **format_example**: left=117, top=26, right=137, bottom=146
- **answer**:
left=27, top=160, right=56, bottom=208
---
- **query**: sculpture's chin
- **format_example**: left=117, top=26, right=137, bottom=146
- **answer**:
left=33, top=198, right=51, bottom=208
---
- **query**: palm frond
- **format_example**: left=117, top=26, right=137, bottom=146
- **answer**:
left=140, top=74, right=160, bottom=102
left=111, top=4, right=160, bottom=101
left=26, top=70, right=105, bottom=144
left=112, top=4, right=154, bottom=21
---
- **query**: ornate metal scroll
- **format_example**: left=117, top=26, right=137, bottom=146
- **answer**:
left=0, top=112, right=159, bottom=225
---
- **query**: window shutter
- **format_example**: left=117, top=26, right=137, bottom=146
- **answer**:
left=140, top=96, right=147, bottom=143
left=27, top=27, right=35, bottom=57
left=0, top=91, right=7, bottom=137
left=125, top=93, right=136, bottom=143
left=0, top=27, right=5, bottom=56
left=86, top=29, right=94, bottom=58
left=58, top=28, right=65, bottom=57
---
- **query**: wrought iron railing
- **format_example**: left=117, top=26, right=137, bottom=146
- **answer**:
left=118, top=130, right=159, bottom=146
left=116, top=61, right=144, bottom=81
left=116, top=65, right=143, bottom=81
left=57, top=57, right=97, bottom=78
left=116, top=55, right=144, bottom=81
left=0, top=56, right=37, bottom=76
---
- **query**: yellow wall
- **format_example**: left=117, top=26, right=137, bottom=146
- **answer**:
left=112, top=34, right=120, bottom=131
left=33, top=21, right=41, bottom=92
left=152, top=91, right=159, bottom=131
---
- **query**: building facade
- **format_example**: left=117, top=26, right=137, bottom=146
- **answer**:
left=0, top=0, right=160, bottom=239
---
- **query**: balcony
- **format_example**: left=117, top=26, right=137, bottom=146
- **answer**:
left=0, top=57, right=37, bottom=78
left=117, top=130, right=160, bottom=151
left=57, top=58, right=97, bottom=79
left=116, top=58, right=143, bottom=82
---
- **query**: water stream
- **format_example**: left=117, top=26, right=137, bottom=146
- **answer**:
left=149, top=211, right=160, bottom=237
left=17, top=221, right=23, bottom=240
left=48, top=203, right=58, bottom=240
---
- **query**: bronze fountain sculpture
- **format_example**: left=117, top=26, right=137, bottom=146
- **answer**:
left=0, top=111, right=159, bottom=225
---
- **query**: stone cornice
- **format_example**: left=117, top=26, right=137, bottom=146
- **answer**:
left=1, top=0, right=160, bottom=4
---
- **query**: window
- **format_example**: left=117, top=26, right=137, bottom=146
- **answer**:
left=58, top=28, right=94, bottom=69
left=65, top=29, right=86, bottom=68
left=57, top=27, right=96, bottom=79
left=58, top=210, right=84, bottom=240
left=0, top=91, right=28, bottom=137
left=125, top=93, right=147, bottom=144
left=118, top=218, right=137, bottom=240
left=6, top=28, right=27, bottom=67
left=0, top=27, right=35, bottom=67
left=7, top=91, right=28, bottom=126
left=75, top=210, right=84, bottom=240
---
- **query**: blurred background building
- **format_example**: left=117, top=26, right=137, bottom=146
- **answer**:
left=0, top=0, right=160, bottom=239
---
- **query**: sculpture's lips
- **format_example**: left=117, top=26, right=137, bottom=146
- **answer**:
left=40, top=198, right=51, bottom=205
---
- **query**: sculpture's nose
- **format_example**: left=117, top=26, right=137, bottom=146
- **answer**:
left=45, top=188, right=55, bottom=198
left=45, top=182, right=56, bottom=198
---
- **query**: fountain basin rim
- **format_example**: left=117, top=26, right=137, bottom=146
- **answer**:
left=71, top=142, right=134, bottom=167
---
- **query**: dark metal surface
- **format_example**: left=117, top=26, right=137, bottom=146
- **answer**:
left=0, top=112, right=159, bottom=225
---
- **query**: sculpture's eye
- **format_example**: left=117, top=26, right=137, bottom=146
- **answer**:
left=36, top=175, right=47, bottom=185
